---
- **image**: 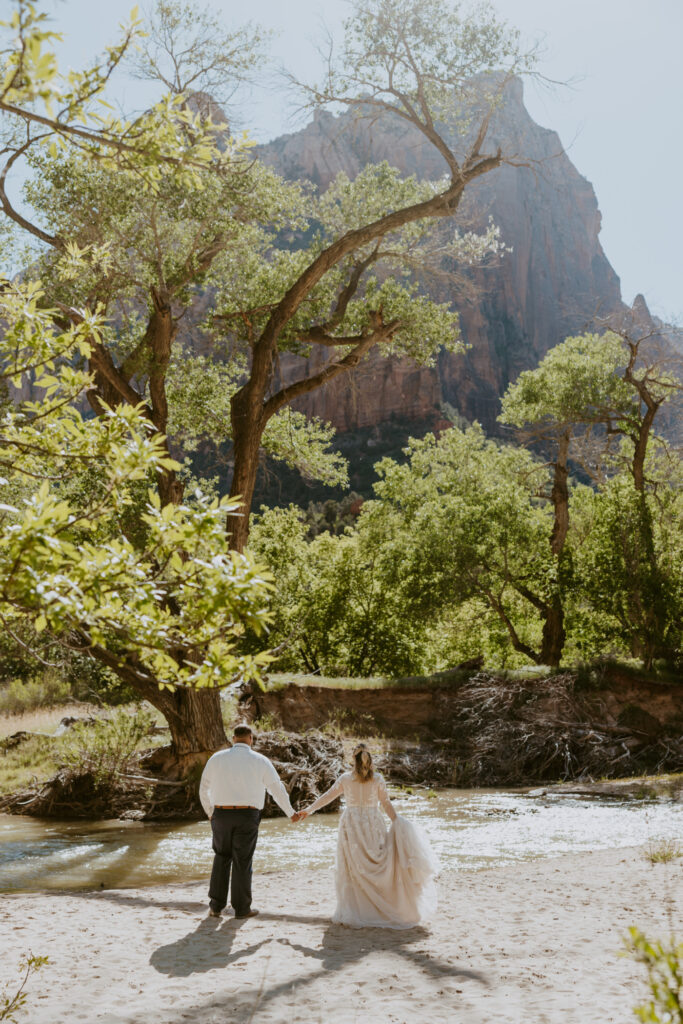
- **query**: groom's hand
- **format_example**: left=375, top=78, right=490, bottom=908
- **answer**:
left=291, top=811, right=305, bottom=823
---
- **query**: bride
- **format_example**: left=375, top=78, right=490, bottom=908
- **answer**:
left=296, top=743, right=439, bottom=928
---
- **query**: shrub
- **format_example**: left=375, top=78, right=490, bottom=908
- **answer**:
left=626, top=927, right=683, bottom=1023
left=1, top=954, right=49, bottom=1023
left=0, top=674, right=71, bottom=716
left=58, top=708, right=155, bottom=785
left=644, top=840, right=682, bottom=865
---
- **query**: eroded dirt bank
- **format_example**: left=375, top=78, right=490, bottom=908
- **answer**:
left=239, top=669, right=683, bottom=787
left=2, top=668, right=681, bottom=820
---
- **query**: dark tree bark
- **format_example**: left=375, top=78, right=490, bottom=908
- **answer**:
left=539, top=430, right=571, bottom=667
left=539, top=595, right=566, bottom=668
left=152, top=687, right=227, bottom=768
left=549, top=432, right=570, bottom=557
left=87, top=643, right=228, bottom=770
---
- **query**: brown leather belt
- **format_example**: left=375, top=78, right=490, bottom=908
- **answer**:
left=214, top=804, right=256, bottom=810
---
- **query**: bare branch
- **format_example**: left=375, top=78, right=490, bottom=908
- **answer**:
left=262, top=312, right=400, bottom=421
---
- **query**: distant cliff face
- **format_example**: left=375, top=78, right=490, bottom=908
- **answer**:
left=257, top=79, right=625, bottom=434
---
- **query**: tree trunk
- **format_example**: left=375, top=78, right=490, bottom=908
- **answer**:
left=150, top=686, right=228, bottom=773
left=540, top=595, right=565, bottom=667
left=147, top=288, right=185, bottom=507
left=631, top=404, right=657, bottom=493
left=88, top=645, right=229, bottom=772
left=542, top=431, right=570, bottom=666
left=549, top=432, right=570, bottom=556
left=227, top=433, right=261, bottom=552
left=228, top=378, right=267, bottom=552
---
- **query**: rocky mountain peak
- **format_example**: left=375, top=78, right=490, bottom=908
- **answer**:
left=257, top=80, right=627, bottom=435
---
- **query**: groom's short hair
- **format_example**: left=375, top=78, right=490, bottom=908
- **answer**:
left=233, top=724, right=254, bottom=739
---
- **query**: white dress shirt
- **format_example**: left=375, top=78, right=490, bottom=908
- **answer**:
left=199, top=743, right=295, bottom=819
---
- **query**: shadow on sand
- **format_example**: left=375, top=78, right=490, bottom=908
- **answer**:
left=141, top=911, right=488, bottom=1023
left=150, top=915, right=269, bottom=977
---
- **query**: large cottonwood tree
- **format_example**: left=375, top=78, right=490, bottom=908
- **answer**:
left=1, top=0, right=535, bottom=757
left=0, top=281, right=273, bottom=766
left=219, top=0, right=534, bottom=550
left=499, top=328, right=682, bottom=666
left=0, top=1, right=271, bottom=763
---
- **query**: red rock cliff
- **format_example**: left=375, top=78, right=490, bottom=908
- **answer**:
left=257, top=79, right=625, bottom=433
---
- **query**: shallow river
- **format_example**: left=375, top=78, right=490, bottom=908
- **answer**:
left=2, top=788, right=682, bottom=893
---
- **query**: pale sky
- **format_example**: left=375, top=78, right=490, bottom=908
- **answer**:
left=37, top=0, right=683, bottom=320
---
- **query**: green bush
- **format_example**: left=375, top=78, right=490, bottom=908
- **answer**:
left=627, top=927, right=683, bottom=1023
left=0, top=626, right=141, bottom=708
left=58, top=708, right=155, bottom=785
left=0, top=674, right=71, bottom=716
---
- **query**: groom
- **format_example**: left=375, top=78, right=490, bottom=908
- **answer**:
left=199, top=723, right=300, bottom=919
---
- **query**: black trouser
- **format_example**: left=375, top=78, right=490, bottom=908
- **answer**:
left=208, top=808, right=261, bottom=915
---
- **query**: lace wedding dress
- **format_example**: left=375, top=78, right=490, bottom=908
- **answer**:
left=306, top=771, right=439, bottom=929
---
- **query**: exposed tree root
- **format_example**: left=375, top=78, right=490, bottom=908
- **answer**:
left=0, top=731, right=344, bottom=820
left=378, top=673, right=683, bottom=787
left=2, top=672, right=681, bottom=819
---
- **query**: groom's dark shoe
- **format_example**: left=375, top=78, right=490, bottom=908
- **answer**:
left=208, top=900, right=223, bottom=918
left=235, top=909, right=259, bottom=920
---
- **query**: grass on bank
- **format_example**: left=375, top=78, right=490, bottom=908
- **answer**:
left=0, top=703, right=99, bottom=740
left=0, top=693, right=246, bottom=799
left=265, top=666, right=499, bottom=692
left=0, top=704, right=165, bottom=799
left=264, top=658, right=681, bottom=693
left=0, top=734, right=59, bottom=797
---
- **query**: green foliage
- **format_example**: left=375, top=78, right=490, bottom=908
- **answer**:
left=207, top=161, right=471, bottom=363
left=499, top=332, right=633, bottom=434
left=58, top=708, right=155, bottom=786
left=248, top=425, right=556, bottom=676
left=626, top=928, right=683, bottom=1023
left=301, top=493, right=364, bottom=538
left=167, top=355, right=348, bottom=487
left=0, top=1, right=238, bottom=192
left=425, top=597, right=536, bottom=670
left=0, top=674, right=71, bottom=716
left=0, top=616, right=140, bottom=704
left=0, top=281, right=272, bottom=694
left=0, top=953, right=49, bottom=1024
left=571, top=478, right=682, bottom=668
left=248, top=505, right=429, bottom=676
left=366, top=424, right=552, bottom=662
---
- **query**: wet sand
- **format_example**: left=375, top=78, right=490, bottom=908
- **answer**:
left=1, top=844, right=681, bottom=1024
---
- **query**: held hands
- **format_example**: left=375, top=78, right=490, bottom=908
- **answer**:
left=291, top=810, right=309, bottom=823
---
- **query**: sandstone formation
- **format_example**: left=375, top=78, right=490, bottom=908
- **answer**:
left=258, top=79, right=626, bottom=435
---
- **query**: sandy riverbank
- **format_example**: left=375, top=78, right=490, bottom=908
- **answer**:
left=1, top=844, right=681, bottom=1024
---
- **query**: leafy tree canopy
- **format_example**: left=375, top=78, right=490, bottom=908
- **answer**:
left=0, top=281, right=272, bottom=694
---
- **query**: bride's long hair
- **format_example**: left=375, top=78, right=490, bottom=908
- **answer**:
left=352, top=743, right=374, bottom=782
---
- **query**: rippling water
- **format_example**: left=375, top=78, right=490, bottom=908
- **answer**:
left=2, top=788, right=682, bottom=893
